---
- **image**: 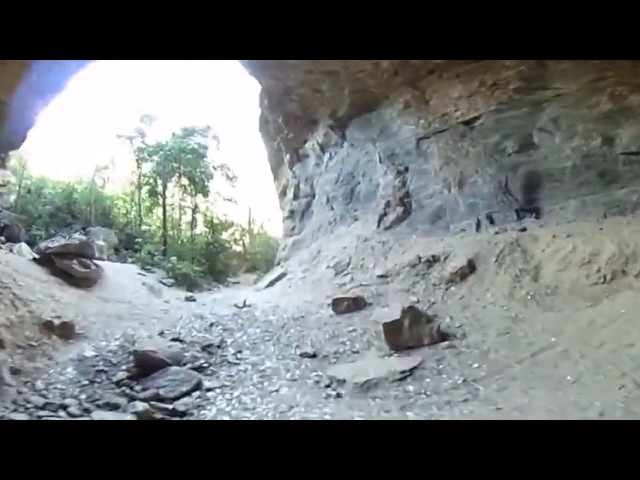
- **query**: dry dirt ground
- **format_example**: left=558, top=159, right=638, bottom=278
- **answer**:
left=2, top=215, right=640, bottom=419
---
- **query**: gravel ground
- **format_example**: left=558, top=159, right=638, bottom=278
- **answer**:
left=0, top=296, right=488, bottom=420
left=6, top=216, right=640, bottom=420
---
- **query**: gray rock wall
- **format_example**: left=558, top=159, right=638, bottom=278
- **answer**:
left=277, top=61, right=640, bottom=259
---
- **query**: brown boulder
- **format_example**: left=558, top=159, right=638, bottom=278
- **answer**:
left=1, top=223, right=27, bottom=243
left=131, top=340, right=186, bottom=379
left=33, top=236, right=104, bottom=288
left=330, top=295, right=368, bottom=315
left=382, top=305, right=449, bottom=352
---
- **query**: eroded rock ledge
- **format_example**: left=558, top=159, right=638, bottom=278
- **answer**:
left=243, top=60, right=640, bottom=259
left=3, top=60, right=640, bottom=261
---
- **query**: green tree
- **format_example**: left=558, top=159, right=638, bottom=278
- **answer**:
left=9, top=115, right=279, bottom=288
left=117, top=114, right=157, bottom=230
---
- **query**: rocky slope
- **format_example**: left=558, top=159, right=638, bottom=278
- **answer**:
left=4, top=213, right=640, bottom=419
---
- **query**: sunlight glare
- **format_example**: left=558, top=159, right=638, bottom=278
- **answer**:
left=20, top=60, right=282, bottom=237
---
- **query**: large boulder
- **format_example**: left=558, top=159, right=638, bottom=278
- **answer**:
left=85, top=227, right=119, bottom=260
left=33, top=235, right=104, bottom=288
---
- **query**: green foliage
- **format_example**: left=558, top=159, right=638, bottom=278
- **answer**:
left=244, top=227, right=280, bottom=273
left=10, top=167, right=121, bottom=243
left=8, top=116, right=279, bottom=289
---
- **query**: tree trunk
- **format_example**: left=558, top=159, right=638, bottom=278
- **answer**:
left=190, top=196, right=197, bottom=241
left=136, top=170, right=143, bottom=229
left=161, top=181, right=168, bottom=257
left=13, top=160, right=26, bottom=215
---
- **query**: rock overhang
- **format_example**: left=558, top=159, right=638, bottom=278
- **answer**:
left=3, top=60, right=640, bottom=261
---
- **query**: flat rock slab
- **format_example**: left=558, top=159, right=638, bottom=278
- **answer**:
left=258, top=267, right=287, bottom=290
left=91, top=410, right=136, bottom=420
left=139, top=366, right=202, bottom=401
left=132, top=339, right=186, bottom=378
left=326, top=356, right=423, bottom=387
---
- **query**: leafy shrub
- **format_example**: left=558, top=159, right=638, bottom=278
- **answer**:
left=7, top=117, right=281, bottom=289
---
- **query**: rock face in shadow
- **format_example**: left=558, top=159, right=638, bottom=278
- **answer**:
left=3, top=60, right=640, bottom=261
left=241, top=60, right=640, bottom=260
left=0, top=60, right=91, bottom=155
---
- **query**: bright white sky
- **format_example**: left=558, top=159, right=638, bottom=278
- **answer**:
left=20, top=60, right=282, bottom=237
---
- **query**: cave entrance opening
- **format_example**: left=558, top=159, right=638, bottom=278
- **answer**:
left=15, top=60, right=282, bottom=240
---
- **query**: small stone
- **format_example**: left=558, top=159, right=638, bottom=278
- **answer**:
left=90, top=410, right=136, bottom=420
left=298, top=345, right=318, bottom=359
left=330, top=295, right=368, bottom=315
left=447, top=258, right=477, bottom=285
left=95, top=394, right=128, bottom=411
left=5, top=412, right=30, bottom=420
left=200, top=342, right=219, bottom=354
left=159, top=278, right=176, bottom=287
left=375, top=269, right=390, bottom=278
left=55, top=321, right=77, bottom=341
left=39, top=320, right=56, bottom=337
left=171, top=397, right=194, bottom=416
left=44, top=400, right=62, bottom=412
left=184, top=294, right=196, bottom=302
left=118, top=388, right=139, bottom=400
left=132, top=339, right=186, bottom=378
left=36, top=410, right=61, bottom=418
left=323, top=389, right=343, bottom=399
left=187, top=360, right=210, bottom=373
left=26, top=395, right=47, bottom=409
left=33, top=381, right=46, bottom=391
left=0, top=365, right=16, bottom=387
left=11, top=242, right=36, bottom=259
left=66, top=407, right=84, bottom=418
left=137, top=389, right=160, bottom=402
left=203, top=380, right=224, bottom=391
left=148, top=401, right=175, bottom=416
left=127, top=401, right=155, bottom=420
left=112, top=372, right=129, bottom=384
left=140, top=367, right=203, bottom=402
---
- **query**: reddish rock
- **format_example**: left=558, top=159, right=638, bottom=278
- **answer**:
left=55, top=321, right=76, bottom=340
left=447, top=258, right=477, bottom=285
left=132, top=340, right=186, bottom=378
left=39, top=319, right=77, bottom=341
left=382, top=305, right=449, bottom=352
left=330, top=296, right=368, bottom=315
left=39, top=320, right=56, bottom=336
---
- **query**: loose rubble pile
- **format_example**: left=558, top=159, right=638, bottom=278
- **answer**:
left=0, top=295, right=471, bottom=420
left=33, top=236, right=104, bottom=288
left=0, top=236, right=477, bottom=420
left=0, top=223, right=137, bottom=290
left=1, top=334, right=224, bottom=420
left=2, top=212, right=640, bottom=419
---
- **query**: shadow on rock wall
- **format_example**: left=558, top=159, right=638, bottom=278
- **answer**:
left=278, top=61, right=640, bottom=259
